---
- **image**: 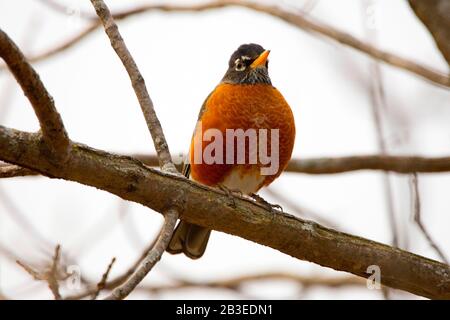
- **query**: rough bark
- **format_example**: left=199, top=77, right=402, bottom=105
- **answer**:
left=1, top=126, right=449, bottom=299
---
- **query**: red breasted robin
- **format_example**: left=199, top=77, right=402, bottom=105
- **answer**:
left=167, top=43, right=296, bottom=259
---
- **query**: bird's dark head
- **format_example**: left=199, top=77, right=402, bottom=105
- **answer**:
left=221, top=43, right=271, bottom=85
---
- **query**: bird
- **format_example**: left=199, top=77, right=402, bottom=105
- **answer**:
left=167, top=43, right=296, bottom=259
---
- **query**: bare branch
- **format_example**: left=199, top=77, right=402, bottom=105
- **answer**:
left=65, top=238, right=159, bottom=300
left=5, top=154, right=450, bottom=179
left=363, top=5, right=399, bottom=251
left=409, top=0, right=450, bottom=66
left=0, top=164, right=37, bottom=178
left=16, top=244, right=62, bottom=300
left=286, top=155, right=450, bottom=174
left=90, top=0, right=177, bottom=173
left=411, top=173, right=449, bottom=264
left=1, top=127, right=450, bottom=299
left=0, top=29, right=70, bottom=158
left=48, top=245, right=62, bottom=300
left=91, top=257, right=116, bottom=300
left=105, top=208, right=179, bottom=300
left=3, top=1, right=448, bottom=87
left=138, top=272, right=365, bottom=295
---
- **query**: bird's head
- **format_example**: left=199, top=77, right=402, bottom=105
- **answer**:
left=221, top=43, right=271, bottom=85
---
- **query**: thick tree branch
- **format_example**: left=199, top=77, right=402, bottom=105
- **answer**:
left=105, top=208, right=178, bottom=300
left=1, top=126, right=449, bottom=299
left=409, top=0, right=450, bottom=66
left=3, top=1, right=448, bottom=87
left=0, top=164, right=37, bottom=178
left=90, top=0, right=177, bottom=173
left=0, top=29, right=70, bottom=158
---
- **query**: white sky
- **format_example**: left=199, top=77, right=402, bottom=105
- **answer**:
left=0, top=0, right=449, bottom=299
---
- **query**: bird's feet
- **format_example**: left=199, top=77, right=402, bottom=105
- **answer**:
left=250, top=193, right=283, bottom=213
left=218, top=185, right=243, bottom=208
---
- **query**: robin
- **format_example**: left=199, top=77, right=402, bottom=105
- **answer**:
left=167, top=43, right=296, bottom=259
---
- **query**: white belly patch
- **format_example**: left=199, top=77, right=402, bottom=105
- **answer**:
left=221, top=165, right=265, bottom=195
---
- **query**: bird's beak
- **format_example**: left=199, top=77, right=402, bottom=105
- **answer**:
left=250, top=50, right=270, bottom=69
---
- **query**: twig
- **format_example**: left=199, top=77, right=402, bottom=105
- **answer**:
left=65, top=236, right=159, bottom=300
left=362, top=0, right=396, bottom=299
left=90, top=0, right=177, bottom=174
left=363, top=0, right=399, bottom=248
left=4, top=1, right=448, bottom=87
left=91, top=257, right=116, bottom=300
left=48, top=245, right=62, bottom=300
left=104, top=208, right=179, bottom=300
left=0, top=164, right=38, bottom=178
left=16, top=244, right=62, bottom=300
left=411, top=173, right=449, bottom=264
left=16, top=260, right=42, bottom=280
left=0, top=29, right=70, bottom=157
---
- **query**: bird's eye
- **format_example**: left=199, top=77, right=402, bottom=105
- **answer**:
left=235, top=61, right=246, bottom=71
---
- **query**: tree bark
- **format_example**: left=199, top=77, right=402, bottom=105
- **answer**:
left=1, top=126, right=449, bottom=299
left=409, top=0, right=450, bottom=66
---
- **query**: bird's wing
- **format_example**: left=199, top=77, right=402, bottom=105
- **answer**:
left=181, top=89, right=215, bottom=179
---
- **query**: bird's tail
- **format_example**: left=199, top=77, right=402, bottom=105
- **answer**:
left=167, top=221, right=211, bottom=259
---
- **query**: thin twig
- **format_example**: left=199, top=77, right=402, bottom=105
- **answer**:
left=5, top=1, right=449, bottom=87
left=363, top=0, right=399, bottom=248
left=16, top=244, right=62, bottom=300
left=48, top=245, right=62, bottom=300
left=0, top=29, right=70, bottom=158
left=0, top=164, right=37, bottom=178
left=90, top=0, right=177, bottom=173
left=104, top=208, right=179, bottom=300
left=91, top=257, right=116, bottom=300
left=362, top=0, right=396, bottom=299
left=411, top=173, right=449, bottom=264
left=65, top=236, right=159, bottom=300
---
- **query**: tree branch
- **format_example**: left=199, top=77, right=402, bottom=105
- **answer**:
left=409, top=0, right=450, bottom=66
left=411, top=173, right=449, bottom=264
left=4, top=154, right=450, bottom=179
left=286, top=155, right=450, bottom=174
left=1, top=126, right=449, bottom=299
left=90, top=0, right=177, bottom=173
left=0, top=164, right=37, bottom=178
left=0, top=29, right=70, bottom=158
left=104, top=207, right=178, bottom=300
left=91, top=257, right=116, bottom=300
left=5, top=0, right=448, bottom=87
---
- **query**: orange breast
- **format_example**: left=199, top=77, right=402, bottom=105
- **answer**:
left=189, top=83, right=296, bottom=189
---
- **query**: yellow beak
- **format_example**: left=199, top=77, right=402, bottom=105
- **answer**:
left=250, top=50, right=270, bottom=69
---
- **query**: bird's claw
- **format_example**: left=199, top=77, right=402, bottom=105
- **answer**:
left=218, top=185, right=242, bottom=208
left=250, top=193, right=283, bottom=213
